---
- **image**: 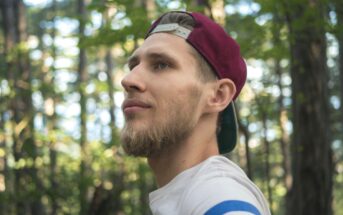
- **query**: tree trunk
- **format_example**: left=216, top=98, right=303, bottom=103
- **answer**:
left=1, top=1, right=18, bottom=213
left=105, top=50, right=118, bottom=147
left=334, top=0, right=343, bottom=138
left=0, top=102, right=8, bottom=215
left=17, top=1, right=45, bottom=214
left=237, top=110, right=253, bottom=179
left=145, top=0, right=155, bottom=19
left=101, top=0, right=117, bottom=148
left=48, top=0, right=59, bottom=214
left=284, top=1, right=333, bottom=214
left=1, top=0, right=45, bottom=214
left=77, top=0, right=89, bottom=214
left=271, top=12, right=292, bottom=191
left=275, top=61, right=292, bottom=191
left=261, top=111, right=273, bottom=213
left=34, top=1, right=60, bottom=214
left=254, top=95, right=273, bottom=212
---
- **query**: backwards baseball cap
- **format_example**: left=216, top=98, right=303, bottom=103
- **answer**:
left=145, top=11, right=247, bottom=154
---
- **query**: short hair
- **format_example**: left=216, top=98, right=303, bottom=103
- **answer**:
left=158, top=12, right=217, bottom=82
left=157, top=12, right=222, bottom=134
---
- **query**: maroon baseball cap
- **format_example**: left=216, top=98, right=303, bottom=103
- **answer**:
left=145, top=11, right=247, bottom=153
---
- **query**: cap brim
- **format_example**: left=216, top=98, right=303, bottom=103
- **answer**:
left=217, top=102, right=238, bottom=154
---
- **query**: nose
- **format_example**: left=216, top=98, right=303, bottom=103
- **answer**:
left=121, top=67, right=146, bottom=93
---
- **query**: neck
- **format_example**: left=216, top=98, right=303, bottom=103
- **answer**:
left=147, top=115, right=219, bottom=187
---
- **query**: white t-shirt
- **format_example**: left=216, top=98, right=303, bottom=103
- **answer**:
left=149, top=155, right=271, bottom=215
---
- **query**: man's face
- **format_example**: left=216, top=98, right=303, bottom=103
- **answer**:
left=120, top=33, right=206, bottom=157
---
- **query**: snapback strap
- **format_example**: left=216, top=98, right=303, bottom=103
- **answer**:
left=150, top=23, right=191, bottom=39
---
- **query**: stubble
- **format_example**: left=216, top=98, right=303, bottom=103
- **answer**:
left=120, top=86, right=202, bottom=157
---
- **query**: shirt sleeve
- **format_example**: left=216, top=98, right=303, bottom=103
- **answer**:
left=179, top=178, right=266, bottom=215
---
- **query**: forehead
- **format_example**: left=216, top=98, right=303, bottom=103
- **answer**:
left=131, top=33, right=196, bottom=62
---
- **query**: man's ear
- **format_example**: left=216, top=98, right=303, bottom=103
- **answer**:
left=206, top=79, right=236, bottom=113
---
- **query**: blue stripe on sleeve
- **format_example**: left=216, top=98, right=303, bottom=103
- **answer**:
left=204, top=200, right=261, bottom=215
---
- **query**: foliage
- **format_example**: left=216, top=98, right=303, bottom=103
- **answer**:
left=0, top=0, right=342, bottom=214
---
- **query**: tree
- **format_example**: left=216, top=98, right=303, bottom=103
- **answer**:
left=1, top=0, right=46, bottom=214
left=333, top=0, right=343, bottom=137
left=0, top=0, right=342, bottom=214
left=77, top=0, right=89, bottom=214
left=283, top=0, right=334, bottom=214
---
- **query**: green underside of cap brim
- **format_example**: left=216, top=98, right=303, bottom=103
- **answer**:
left=217, top=103, right=238, bottom=154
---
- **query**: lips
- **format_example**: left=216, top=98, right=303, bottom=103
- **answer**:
left=122, top=99, right=151, bottom=114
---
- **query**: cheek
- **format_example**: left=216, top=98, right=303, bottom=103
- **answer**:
left=149, top=76, right=204, bottom=111
left=158, top=84, right=203, bottom=112
left=165, top=79, right=201, bottom=97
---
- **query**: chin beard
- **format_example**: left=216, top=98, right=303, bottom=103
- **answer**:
left=120, top=117, right=196, bottom=157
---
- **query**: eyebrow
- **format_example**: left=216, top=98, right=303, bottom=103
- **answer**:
left=127, top=55, right=139, bottom=69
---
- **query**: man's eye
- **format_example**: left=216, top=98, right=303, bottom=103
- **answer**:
left=153, top=62, right=169, bottom=70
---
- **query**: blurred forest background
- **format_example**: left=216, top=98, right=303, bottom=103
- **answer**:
left=0, top=0, right=342, bottom=214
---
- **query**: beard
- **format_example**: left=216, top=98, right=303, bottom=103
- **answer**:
left=120, top=87, right=202, bottom=157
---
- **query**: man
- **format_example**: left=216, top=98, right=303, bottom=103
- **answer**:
left=121, top=11, right=270, bottom=215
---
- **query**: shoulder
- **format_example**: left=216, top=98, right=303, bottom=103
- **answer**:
left=181, top=177, right=263, bottom=214
left=179, top=156, right=270, bottom=215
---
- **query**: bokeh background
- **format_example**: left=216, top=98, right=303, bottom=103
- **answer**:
left=0, top=0, right=342, bottom=214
